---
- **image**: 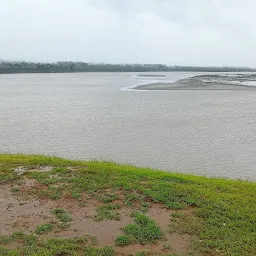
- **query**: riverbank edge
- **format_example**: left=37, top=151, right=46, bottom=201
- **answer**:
left=0, top=154, right=255, bottom=256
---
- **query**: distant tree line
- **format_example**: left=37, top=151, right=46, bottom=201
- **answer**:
left=0, top=61, right=255, bottom=74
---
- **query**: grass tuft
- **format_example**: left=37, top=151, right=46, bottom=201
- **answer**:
left=35, top=223, right=54, bottom=234
left=52, top=208, right=73, bottom=222
left=115, top=235, right=133, bottom=246
left=116, top=212, right=163, bottom=245
left=84, top=246, right=115, bottom=256
left=165, top=201, right=184, bottom=210
left=135, top=252, right=147, bottom=256
left=93, top=204, right=121, bottom=222
left=10, top=187, right=20, bottom=193
left=99, top=193, right=119, bottom=203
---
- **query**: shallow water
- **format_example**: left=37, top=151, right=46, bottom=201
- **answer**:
left=1, top=72, right=256, bottom=180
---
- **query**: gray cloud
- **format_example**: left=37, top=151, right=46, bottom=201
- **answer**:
left=1, top=0, right=256, bottom=66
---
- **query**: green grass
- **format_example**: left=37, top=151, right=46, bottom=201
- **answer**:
left=0, top=154, right=256, bottom=256
left=93, top=204, right=121, bottom=222
left=35, top=223, right=54, bottom=234
left=57, top=222, right=70, bottom=230
left=84, top=246, right=115, bottom=256
left=71, top=190, right=82, bottom=200
left=0, top=233, right=113, bottom=256
left=165, top=201, right=184, bottom=210
left=135, top=252, right=147, bottom=256
left=52, top=208, right=73, bottom=222
left=116, top=212, right=163, bottom=245
left=43, top=186, right=63, bottom=200
left=124, top=193, right=140, bottom=206
left=115, top=235, right=133, bottom=246
left=52, top=166, right=71, bottom=175
left=10, top=187, right=20, bottom=193
left=140, top=202, right=151, bottom=213
left=0, top=232, right=25, bottom=244
left=163, top=243, right=172, bottom=250
left=171, top=213, right=184, bottom=218
left=99, top=193, right=119, bottom=203
left=169, top=212, right=204, bottom=236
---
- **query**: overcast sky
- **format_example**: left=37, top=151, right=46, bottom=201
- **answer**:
left=1, top=0, right=256, bottom=66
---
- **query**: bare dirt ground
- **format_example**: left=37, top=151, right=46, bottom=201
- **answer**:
left=0, top=166, right=197, bottom=255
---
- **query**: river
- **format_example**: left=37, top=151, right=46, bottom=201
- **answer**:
left=1, top=72, right=256, bottom=180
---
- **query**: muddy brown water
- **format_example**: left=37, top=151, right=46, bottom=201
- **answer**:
left=1, top=72, right=256, bottom=180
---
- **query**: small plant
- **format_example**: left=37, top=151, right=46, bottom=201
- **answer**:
left=52, top=167, right=70, bottom=175
left=168, top=213, right=204, bottom=235
left=94, top=204, right=120, bottom=222
left=38, top=186, right=63, bottom=200
left=90, top=236, right=98, bottom=246
left=35, top=223, right=54, bottom=234
left=115, top=235, right=133, bottom=246
left=185, top=197, right=197, bottom=206
left=84, top=246, right=115, bottom=256
left=71, top=191, right=81, bottom=200
left=125, top=193, right=139, bottom=207
left=57, top=222, right=70, bottom=230
left=11, top=231, right=25, bottom=240
left=140, top=202, right=151, bottom=213
left=116, top=212, right=163, bottom=245
left=11, top=187, right=19, bottom=193
left=52, top=208, right=72, bottom=222
left=49, top=187, right=63, bottom=200
left=141, top=202, right=151, bottom=208
left=136, top=252, right=147, bottom=256
left=25, top=235, right=37, bottom=246
left=0, top=232, right=25, bottom=244
left=165, top=201, right=184, bottom=210
left=171, top=213, right=183, bottom=218
left=28, top=172, right=58, bottom=185
left=163, top=243, right=172, bottom=250
left=125, top=200, right=133, bottom=207
left=0, top=235, right=14, bottom=244
left=99, top=193, right=119, bottom=203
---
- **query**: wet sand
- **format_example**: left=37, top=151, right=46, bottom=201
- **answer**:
left=135, top=77, right=256, bottom=90
left=137, top=74, right=166, bottom=77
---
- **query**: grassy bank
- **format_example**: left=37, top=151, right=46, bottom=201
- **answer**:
left=0, top=154, right=255, bottom=256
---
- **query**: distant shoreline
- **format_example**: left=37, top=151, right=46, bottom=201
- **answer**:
left=1, top=61, right=256, bottom=74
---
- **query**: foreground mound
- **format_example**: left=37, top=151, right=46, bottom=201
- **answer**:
left=0, top=154, right=255, bottom=256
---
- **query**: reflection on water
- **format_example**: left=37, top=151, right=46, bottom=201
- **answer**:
left=1, top=72, right=256, bottom=180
